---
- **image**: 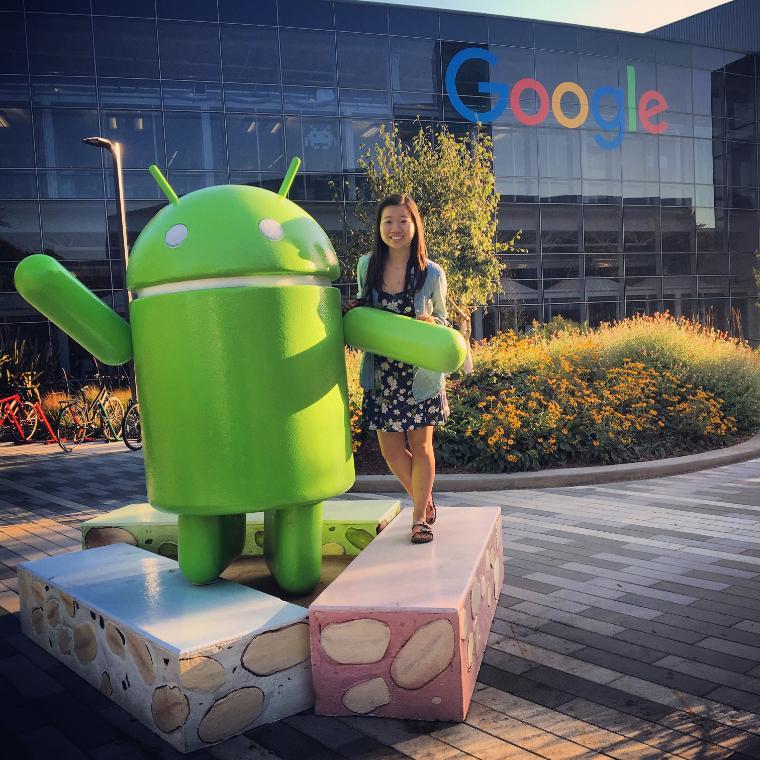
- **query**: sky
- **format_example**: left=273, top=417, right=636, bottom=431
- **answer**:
left=357, top=0, right=731, bottom=33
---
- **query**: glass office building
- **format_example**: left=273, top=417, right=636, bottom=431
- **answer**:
left=1, top=0, right=759, bottom=375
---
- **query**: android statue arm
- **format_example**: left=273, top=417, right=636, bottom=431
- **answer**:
left=14, top=254, right=133, bottom=366
left=343, top=258, right=467, bottom=373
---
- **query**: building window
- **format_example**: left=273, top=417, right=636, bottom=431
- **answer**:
left=39, top=200, right=108, bottom=260
left=494, top=126, right=537, bottom=178
left=33, top=108, right=101, bottom=168
left=221, top=26, right=280, bottom=84
left=390, top=38, right=439, bottom=93
left=541, top=205, right=581, bottom=253
left=158, top=21, right=221, bottom=81
left=101, top=110, right=165, bottom=169
left=27, top=15, right=94, bottom=76
left=164, top=112, right=226, bottom=171
left=285, top=116, right=341, bottom=172
left=94, top=17, right=159, bottom=78
left=623, top=207, right=659, bottom=253
left=280, top=29, right=337, bottom=87
left=583, top=206, right=622, bottom=253
left=337, top=33, right=389, bottom=90
left=0, top=108, right=35, bottom=168
left=1, top=14, right=29, bottom=75
left=226, top=115, right=285, bottom=172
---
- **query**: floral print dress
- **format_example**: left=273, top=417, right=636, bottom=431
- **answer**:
left=362, top=286, right=449, bottom=432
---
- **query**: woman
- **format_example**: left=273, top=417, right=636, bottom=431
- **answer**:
left=356, top=194, right=449, bottom=544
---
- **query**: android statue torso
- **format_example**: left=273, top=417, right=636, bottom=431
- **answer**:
left=130, top=281, right=353, bottom=514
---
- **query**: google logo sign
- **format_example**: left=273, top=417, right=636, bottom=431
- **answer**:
left=445, top=48, right=669, bottom=150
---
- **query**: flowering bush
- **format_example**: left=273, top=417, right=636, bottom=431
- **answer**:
left=350, top=314, right=760, bottom=473
left=345, top=349, right=365, bottom=453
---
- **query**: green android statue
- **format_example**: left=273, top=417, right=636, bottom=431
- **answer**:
left=14, top=158, right=466, bottom=594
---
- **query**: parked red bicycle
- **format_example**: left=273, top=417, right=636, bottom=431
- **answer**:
left=0, top=392, right=58, bottom=444
left=0, top=393, right=27, bottom=441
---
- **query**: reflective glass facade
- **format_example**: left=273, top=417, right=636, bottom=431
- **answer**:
left=1, top=0, right=759, bottom=375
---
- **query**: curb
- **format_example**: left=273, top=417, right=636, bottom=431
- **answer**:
left=350, top=433, right=760, bottom=492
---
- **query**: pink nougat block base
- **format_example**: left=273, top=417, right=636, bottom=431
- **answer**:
left=309, top=506, right=503, bottom=722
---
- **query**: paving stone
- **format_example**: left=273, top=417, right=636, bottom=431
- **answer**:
left=87, top=739, right=152, bottom=759
left=7, top=632, right=61, bottom=671
left=736, top=619, right=760, bottom=635
left=653, top=580, right=760, bottom=612
left=704, top=686, right=760, bottom=712
left=35, top=691, right=121, bottom=749
left=477, top=663, right=576, bottom=710
left=490, top=618, right=588, bottom=656
left=652, top=611, right=760, bottom=643
left=614, top=628, right=758, bottom=674
left=15, top=724, right=89, bottom=759
left=0, top=672, right=49, bottom=735
left=283, top=714, right=406, bottom=759
left=246, top=722, right=343, bottom=760
left=519, top=666, right=675, bottom=723
left=620, top=593, right=745, bottom=626
left=571, top=647, right=717, bottom=697
left=652, top=655, right=760, bottom=695
left=482, top=644, right=537, bottom=676
left=535, top=621, right=666, bottom=664
left=499, top=602, right=627, bottom=637
left=0, top=653, right=64, bottom=698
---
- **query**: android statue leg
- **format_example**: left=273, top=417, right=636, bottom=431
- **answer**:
left=178, top=513, right=246, bottom=585
left=264, top=502, right=323, bottom=594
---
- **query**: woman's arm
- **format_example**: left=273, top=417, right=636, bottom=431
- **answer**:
left=356, top=260, right=364, bottom=297
left=343, top=255, right=368, bottom=314
left=429, top=266, right=449, bottom=327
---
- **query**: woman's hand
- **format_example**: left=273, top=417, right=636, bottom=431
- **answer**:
left=416, top=314, right=435, bottom=323
left=342, top=297, right=364, bottom=315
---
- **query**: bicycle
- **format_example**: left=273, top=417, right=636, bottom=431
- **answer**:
left=16, top=372, right=59, bottom=445
left=0, top=393, right=30, bottom=442
left=122, top=399, right=142, bottom=451
left=56, top=371, right=125, bottom=453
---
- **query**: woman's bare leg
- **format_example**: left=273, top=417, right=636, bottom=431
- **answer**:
left=407, top=426, right=435, bottom=525
left=377, top=430, right=413, bottom=498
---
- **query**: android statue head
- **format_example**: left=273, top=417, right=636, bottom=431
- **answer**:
left=126, top=160, right=341, bottom=294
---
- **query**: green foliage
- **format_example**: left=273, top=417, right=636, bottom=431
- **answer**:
left=527, top=315, right=588, bottom=340
left=334, top=123, right=524, bottom=325
left=0, top=336, right=58, bottom=397
left=344, top=348, right=365, bottom=453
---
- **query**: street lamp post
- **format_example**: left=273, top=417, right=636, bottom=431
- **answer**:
left=83, top=136, right=137, bottom=402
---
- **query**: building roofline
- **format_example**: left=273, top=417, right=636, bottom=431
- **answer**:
left=334, top=0, right=664, bottom=37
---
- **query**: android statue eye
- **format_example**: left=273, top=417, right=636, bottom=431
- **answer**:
left=165, top=224, right=188, bottom=248
left=259, top=218, right=285, bottom=241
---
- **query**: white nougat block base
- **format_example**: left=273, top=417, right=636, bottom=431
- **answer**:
left=81, top=499, right=401, bottom=558
left=18, top=544, right=313, bottom=753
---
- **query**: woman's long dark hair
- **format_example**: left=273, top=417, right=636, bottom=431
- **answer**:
left=362, top=194, right=428, bottom=298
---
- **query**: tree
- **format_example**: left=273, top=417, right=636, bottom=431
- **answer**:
left=334, top=122, right=523, bottom=370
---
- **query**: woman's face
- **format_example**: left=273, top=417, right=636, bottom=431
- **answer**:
left=380, top=204, right=416, bottom=253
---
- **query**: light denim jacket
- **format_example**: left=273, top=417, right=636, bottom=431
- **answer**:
left=356, top=253, right=449, bottom=402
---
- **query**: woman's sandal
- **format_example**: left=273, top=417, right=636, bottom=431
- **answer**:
left=425, top=494, right=437, bottom=525
left=411, top=521, right=434, bottom=544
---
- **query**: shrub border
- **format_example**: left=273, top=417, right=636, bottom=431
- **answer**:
left=351, top=434, right=760, bottom=492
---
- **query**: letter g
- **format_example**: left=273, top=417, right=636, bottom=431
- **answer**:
left=445, top=48, right=507, bottom=124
